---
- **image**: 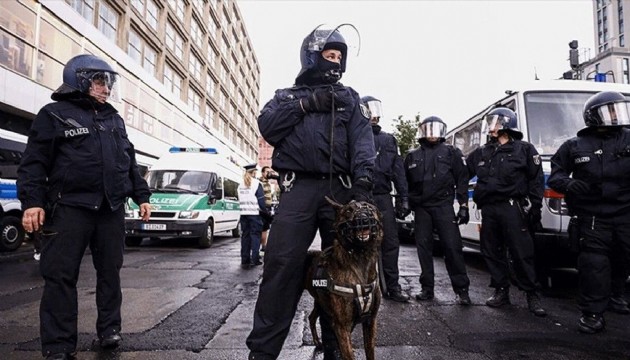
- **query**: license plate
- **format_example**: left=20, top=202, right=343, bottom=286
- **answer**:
left=142, top=223, right=166, bottom=231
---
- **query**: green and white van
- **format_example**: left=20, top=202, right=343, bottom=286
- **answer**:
left=124, top=147, right=241, bottom=248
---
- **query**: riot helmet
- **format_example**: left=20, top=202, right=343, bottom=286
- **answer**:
left=419, top=116, right=447, bottom=141
left=361, top=95, right=383, bottom=127
left=52, top=54, right=119, bottom=101
left=481, top=107, right=522, bottom=140
left=295, top=24, right=360, bottom=85
left=583, top=91, right=630, bottom=127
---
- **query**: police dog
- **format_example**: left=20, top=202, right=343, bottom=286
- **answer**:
left=304, top=197, right=383, bottom=360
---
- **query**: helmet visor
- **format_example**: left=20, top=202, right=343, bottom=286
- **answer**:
left=419, top=121, right=446, bottom=138
left=481, top=114, right=506, bottom=134
left=366, top=100, right=383, bottom=118
left=596, top=102, right=630, bottom=126
left=81, top=70, right=120, bottom=103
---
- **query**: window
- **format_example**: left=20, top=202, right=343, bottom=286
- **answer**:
left=624, top=58, right=630, bottom=84
left=219, top=91, right=226, bottom=109
left=204, top=104, right=214, bottom=128
left=188, top=89, right=202, bottom=114
left=191, top=18, right=203, bottom=45
left=207, top=44, right=216, bottom=68
left=66, top=0, right=94, bottom=23
left=165, top=22, right=184, bottom=60
left=97, top=1, right=117, bottom=38
left=208, top=18, right=217, bottom=38
left=163, top=64, right=183, bottom=99
left=191, top=0, right=204, bottom=15
left=167, top=0, right=185, bottom=22
left=130, top=0, right=158, bottom=31
left=206, top=74, right=215, bottom=97
left=127, top=30, right=156, bottom=75
left=189, top=53, right=202, bottom=81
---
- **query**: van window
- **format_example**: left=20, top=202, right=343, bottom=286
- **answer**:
left=453, top=119, right=483, bottom=156
left=524, top=91, right=595, bottom=156
left=224, top=178, right=239, bottom=201
left=148, top=170, right=216, bottom=193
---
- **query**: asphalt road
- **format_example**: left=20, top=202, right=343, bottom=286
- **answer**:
left=0, top=233, right=629, bottom=360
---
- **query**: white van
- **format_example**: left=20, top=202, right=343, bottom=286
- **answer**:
left=124, top=147, right=241, bottom=248
left=444, top=80, right=630, bottom=283
left=0, top=129, right=27, bottom=252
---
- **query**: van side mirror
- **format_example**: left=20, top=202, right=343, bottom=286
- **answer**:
left=207, top=194, right=217, bottom=205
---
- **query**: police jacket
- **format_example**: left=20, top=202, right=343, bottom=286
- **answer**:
left=372, top=125, right=408, bottom=197
left=257, top=83, right=375, bottom=182
left=548, top=127, right=630, bottom=217
left=17, top=96, right=151, bottom=212
left=466, top=139, right=543, bottom=210
left=404, top=139, right=468, bottom=208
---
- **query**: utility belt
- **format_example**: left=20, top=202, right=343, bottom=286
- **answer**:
left=278, top=170, right=351, bottom=192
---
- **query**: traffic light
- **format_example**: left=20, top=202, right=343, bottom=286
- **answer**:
left=569, top=40, right=579, bottom=69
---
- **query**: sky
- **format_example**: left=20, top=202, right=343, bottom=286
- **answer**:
left=237, top=0, right=595, bottom=133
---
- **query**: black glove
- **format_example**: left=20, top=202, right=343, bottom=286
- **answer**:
left=300, top=89, right=333, bottom=113
left=566, top=179, right=590, bottom=195
left=456, top=206, right=470, bottom=225
left=351, top=177, right=374, bottom=203
left=395, top=197, right=411, bottom=220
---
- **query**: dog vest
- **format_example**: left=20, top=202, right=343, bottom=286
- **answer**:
left=312, top=248, right=379, bottom=324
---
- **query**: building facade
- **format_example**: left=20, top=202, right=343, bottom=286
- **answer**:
left=0, top=0, right=260, bottom=168
left=581, top=0, right=630, bottom=83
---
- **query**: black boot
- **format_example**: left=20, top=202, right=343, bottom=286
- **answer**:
left=415, top=287, right=434, bottom=301
left=386, top=288, right=410, bottom=303
left=578, top=313, right=605, bottom=334
left=526, top=291, right=547, bottom=317
left=455, top=288, right=472, bottom=305
left=486, top=287, right=510, bottom=307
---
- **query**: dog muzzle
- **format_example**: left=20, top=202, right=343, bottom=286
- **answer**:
left=337, top=203, right=380, bottom=251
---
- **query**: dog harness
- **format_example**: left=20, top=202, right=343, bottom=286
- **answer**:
left=312, top=248, right=379, bottom=323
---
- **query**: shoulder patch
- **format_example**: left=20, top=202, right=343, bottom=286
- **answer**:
left=532, top=154, right=541, bottom=166
left=359, top=103, right=371, bottom=119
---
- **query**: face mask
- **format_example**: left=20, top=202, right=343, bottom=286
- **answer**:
left=318, top=59, right=342, bottom=84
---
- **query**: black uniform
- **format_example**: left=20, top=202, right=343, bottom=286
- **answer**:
left=372, top=125, right=408, bottom=295
left=246, top=83, right=374, bottom=359
left=548, top=127, right=630, bottom=315
left=404, top=139, right=470, bottom=292
left=467, top=139, right=543, bottom=291
left=17, top=97, right=150, bottom=356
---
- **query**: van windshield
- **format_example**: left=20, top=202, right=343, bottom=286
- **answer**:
left=524, top=91, right=595, bottom=156
left=148, top=170, right=217, bottom=193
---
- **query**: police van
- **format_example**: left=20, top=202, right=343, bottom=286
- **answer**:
left=124, top=147, right=241, bottom=248
left=444, top=80, right=630, bottom=283
left=0, top=129, right=27, bottom=251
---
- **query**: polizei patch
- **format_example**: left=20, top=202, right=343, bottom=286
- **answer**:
left=64, top=127, right=90, bottom=138
left=574, top=156, right=591, bottom=164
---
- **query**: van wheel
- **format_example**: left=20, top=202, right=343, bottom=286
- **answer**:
left=199, top=220, right=214, bottom=248
left=0, top=216, right=25, bottom=252
left=232, top=221, right=241, bottom=237
left=125, top=236, right=143, bottom=247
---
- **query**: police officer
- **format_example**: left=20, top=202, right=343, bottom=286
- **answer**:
left=246, top=24, right=375, bottom=360
left=17, top=54, right=151, bottom=359
left=404, top=116, right=471, bottom=305
left=238, top=164, right=266, bottom=269
left=548, top=91, right=630, bottom=333
left=466, top=108, right=546, bottom=317
left=361, top=95, right=410, bottom=303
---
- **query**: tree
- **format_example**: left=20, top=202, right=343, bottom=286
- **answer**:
left=392, top=114, right=421, bottom=155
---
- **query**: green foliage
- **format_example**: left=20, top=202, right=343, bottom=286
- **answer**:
left=392, top=114, right=421, bottom=155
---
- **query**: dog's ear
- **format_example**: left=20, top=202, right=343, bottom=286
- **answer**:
left=325, top=196, right=344, bottom=210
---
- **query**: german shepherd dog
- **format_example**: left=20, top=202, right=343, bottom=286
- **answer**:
left=304, top=197, right=383, bottom=360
